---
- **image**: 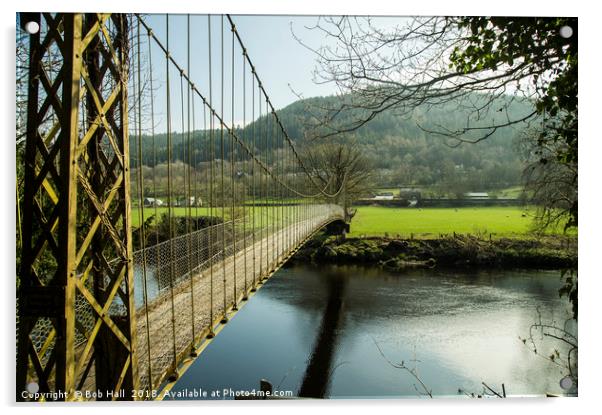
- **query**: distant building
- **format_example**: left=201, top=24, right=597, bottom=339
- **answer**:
left=464, top=192, right=489, bottom=200
left=143, top=197, right=164, bottom=207
left=188, top=196, right=202, bottom=207
left=173, top=196, right=203, bottom=207
left=373, top=192, right=394, bottom=200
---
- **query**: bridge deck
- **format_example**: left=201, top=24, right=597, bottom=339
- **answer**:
left=132, top=207, right=342, bottom=392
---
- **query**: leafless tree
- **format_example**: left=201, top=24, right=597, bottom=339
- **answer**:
left=515, top=124, right=577, bottom=233
left=301, top=138, right=373, bottom=213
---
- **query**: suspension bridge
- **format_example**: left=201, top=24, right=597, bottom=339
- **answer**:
left=16, top=13, right=350, bottom=401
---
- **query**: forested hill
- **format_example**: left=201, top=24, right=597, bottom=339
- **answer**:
left=133, top=92, right=534, bottom=192
left=252, top=92, right=533, bottom=191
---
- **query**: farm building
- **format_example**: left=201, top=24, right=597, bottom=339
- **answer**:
left=143, top=197, right=164, bottom=207
left=174, top=196, right=203, bottom=207
left=188, top=196, right=202, bottom=207
left=464, top=192, right=489, bottom=200
left=373, top=192, right=394, bottom=200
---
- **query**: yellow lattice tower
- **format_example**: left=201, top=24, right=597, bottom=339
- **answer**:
left=17, top=13, right=138, bottom=401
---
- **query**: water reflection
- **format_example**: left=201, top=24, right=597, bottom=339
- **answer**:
left=169, top=264, right=574, bottom=399
left=133, top=265, right=159, bottom=306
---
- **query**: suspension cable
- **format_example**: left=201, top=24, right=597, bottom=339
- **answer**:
left=165, top=13, right=178, bottom=372
left=230, top=21, right=237, bottom=310
left=241, top=48, right=248, bottom=297
left=220, top=15, right=228, bottom=323
left=251, top=72, right=257, bottom=291
left=185, top=14, right=196, bottom=348
left=207, top=14, right=215, bottom=337
left=137, top=18, right=153, bottom=390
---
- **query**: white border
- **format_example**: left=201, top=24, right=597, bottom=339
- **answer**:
left=2, top=2, right=599, bottom=415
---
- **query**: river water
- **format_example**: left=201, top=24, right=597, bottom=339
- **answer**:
left=167, top=264, right=576, bottom=399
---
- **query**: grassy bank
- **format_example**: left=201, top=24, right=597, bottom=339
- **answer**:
left=290, top=234, right=577, bottom=270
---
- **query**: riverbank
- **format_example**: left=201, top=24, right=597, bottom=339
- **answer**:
left=288, top=233, right=577, bottom=270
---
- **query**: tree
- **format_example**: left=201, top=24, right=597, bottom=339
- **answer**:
left=519, top=129, right=577, bottom=232
left=294, top=16, right=577, bottom=229
left=301, top=139, right=373, bottom=214
left=450, top=17, right=577, bottom=229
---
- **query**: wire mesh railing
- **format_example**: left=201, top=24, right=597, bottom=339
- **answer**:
left=133, top=204, right=343, bottom=392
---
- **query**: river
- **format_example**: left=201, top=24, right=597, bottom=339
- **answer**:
left=166, top=264, right=576, bottom=399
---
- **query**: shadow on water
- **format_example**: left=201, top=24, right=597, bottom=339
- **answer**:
left=298, top=273, right=347, bottom=398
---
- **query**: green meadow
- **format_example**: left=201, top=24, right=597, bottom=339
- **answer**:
left=347, top=206, right=570, bottom=238
left=131, top=205, right=295, bottom=228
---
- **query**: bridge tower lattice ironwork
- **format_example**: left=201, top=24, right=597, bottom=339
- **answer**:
left=17, top=13, right=138, bottom=401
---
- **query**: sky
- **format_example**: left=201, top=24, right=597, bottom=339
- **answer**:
left=137, top=14, right=403, bottom=133
left=139, top=14, right=335, bottom=133
left=222, top=14, right=338, bottom=108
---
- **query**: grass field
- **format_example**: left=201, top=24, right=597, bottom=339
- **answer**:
left=348, top=206, right=568, bottom=238
left=131, top=205, right=291, bottom=228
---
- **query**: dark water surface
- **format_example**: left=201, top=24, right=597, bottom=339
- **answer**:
left=168, top=264, right=575, bottom=399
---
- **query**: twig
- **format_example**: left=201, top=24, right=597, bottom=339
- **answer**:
left=482, top=382, right=504, bottom=398
left=372, top=338, right=433, bottom=398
